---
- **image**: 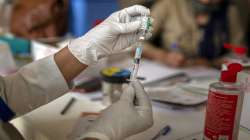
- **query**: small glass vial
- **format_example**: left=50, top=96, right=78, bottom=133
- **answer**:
left=204, top=63, right=244, bottom=140
left=131, top=14, right=153, bottom=40
left=100, top=67, right=130, bottom=106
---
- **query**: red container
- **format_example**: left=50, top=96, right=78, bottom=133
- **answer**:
left=204, top=63, right=244, bottom=140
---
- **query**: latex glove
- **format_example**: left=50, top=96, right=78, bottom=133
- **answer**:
left=68, top=5, right=150, bottom=65
left=79, top=81, right=153, bottom=140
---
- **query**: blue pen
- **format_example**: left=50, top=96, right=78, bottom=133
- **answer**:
left=170, top=32, right=188, bottom=52
left=170, top=42, right=179, bottom=52
left=152, top=125, right=171, bottom=140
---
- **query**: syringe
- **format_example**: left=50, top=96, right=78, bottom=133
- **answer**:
left=130, top=38, right=144, bottom=81
left=130, top=15, right=152, bottom=81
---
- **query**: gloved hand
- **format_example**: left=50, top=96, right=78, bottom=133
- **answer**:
left=79, top=81, right=153, bottom=140
left=68, top=5, right=151, bottom=65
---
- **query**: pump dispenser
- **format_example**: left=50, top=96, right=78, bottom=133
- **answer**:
left=204, top=63, right=244, bottom=140
left=220, top=63, right=243, bottom=83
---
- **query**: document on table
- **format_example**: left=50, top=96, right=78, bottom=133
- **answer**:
left=183, top=66, right=219, bottom=79
left=147, top=85, right=208, bottom=106
left=137, top=59, right=182, bottom=84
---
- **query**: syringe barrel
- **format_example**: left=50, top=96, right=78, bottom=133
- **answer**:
left=135, top=47, right=143, bottom=59
left=130, top=47, right=142, bottom=81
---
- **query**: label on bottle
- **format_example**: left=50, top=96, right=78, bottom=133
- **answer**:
left=204, top=90, right=238, bottom=140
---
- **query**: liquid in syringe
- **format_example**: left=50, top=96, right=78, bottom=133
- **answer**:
left=130, top=38, right=145, bottom=81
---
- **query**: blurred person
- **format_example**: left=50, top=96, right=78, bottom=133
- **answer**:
left=10, top=0, right=68, bottom=40
left=0, top=5, right=153, bottom=140
left=143, top=0, right=245, bottom=67
left=234, top=0, right=250, bottom=50
left=119, top=0, right=157, bottom=8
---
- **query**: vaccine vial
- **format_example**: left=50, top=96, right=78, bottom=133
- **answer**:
left=101, top=67, right=130, bottom=105
left=139, top=15, right=153, bottom=40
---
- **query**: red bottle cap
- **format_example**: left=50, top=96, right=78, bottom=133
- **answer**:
left=220, top=71, right=235, bottom=83
left=220, top=63, right=243, bottom=83
left=224, top=43, right=234, bottom=49
left=223, top=43, right=247, bottom=55
left=228, top=63, right=243, bottom=73
left=233, top=47, right=247, bottom=56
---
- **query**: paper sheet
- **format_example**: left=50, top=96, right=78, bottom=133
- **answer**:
left=148, top=86, right=207, bottom=106
left=137, top=59, right=182, bottom=84
left=183, top=66, right=219, bottom=79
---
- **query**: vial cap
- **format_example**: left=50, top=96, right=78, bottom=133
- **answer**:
left=101, top=67, right=130, bottom=84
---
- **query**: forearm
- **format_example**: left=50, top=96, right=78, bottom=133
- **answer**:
left=151, top=0, right=169, bottom=35
left=2, top=55, right=69, bottom=115
left=54, top=47, right=88, bottom=83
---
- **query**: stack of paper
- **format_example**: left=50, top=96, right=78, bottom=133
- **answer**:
left=137, top=59, right=182, bottom=84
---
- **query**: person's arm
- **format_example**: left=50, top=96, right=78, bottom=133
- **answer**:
left=141, top=0, right=186, bottom=67
left=54, top=47, right=88, bottom=83
left=0, top=47, right=88, bottom=119
left=142, top=42, right=185, bottom=67
left=228, top=5, right=245, bottom=44
left=150, top=0, right=169, bottom=36
left=141, top=0, right=169, bottom=60
left=1, top=54, right=70, bottom=116
left=1, top=5, right=150, bottom=118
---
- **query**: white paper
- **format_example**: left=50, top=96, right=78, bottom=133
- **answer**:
left=183, top=66, right=219, bottom=79
left=148, top=86, right=207, bottom=106
left=137, top=59, right=182, bottom=84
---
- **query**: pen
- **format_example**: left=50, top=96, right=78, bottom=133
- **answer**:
left=170, top=42, right=179, bottom=52
left=61, top=97, right=76, bottom=115
left=151, top=125, right=171, bottom=140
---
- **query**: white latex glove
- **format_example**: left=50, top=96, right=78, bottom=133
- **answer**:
left=68, top=5, right=150, bottom=65
left=79, top=81, right=153, bottom=140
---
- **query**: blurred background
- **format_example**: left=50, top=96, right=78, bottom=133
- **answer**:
left=0, top=0, right=249, bottom=71
left=1, top=1, right=250, bottom=140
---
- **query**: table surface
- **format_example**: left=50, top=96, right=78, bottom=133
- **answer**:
left=9, top=49, right=250, bottom=140
left=11, top=90, right=250, bottom=140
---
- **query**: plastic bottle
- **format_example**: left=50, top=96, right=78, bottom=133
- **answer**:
left=203, top=63, right=244, bottom=140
